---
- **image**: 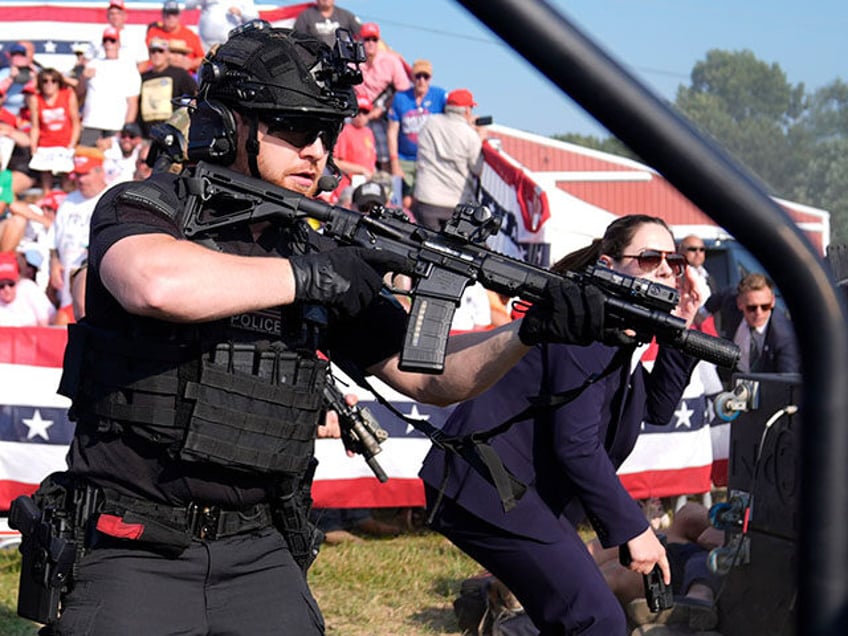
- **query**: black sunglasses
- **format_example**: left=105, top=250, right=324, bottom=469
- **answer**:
left=262, top=116, right=342, bottom=150
left=684, top=246, right=705, bottom=253
left=745, top=303, right=773, bottom=313
left=103, top=38, right=118, bottom=43
left=414, top=73, right=431, bottom=80
left=363, top=37, right=379, bottom=42
left=619, top=249, right=687, bottom=278
left=0, top=280, right=17, bottom=289
left=148, top=47, right=166, bottom=54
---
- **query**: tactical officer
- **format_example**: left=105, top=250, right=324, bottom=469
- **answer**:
left=15, top=22, right=605, bottom=635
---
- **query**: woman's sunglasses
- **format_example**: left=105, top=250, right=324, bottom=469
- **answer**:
left=619, top=249, right=687, bottom=278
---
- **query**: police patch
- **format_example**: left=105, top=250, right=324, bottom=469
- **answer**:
left=230, top=309, right=282, bottom=336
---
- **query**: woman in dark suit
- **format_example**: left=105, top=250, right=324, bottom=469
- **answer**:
left=420, top=215, right=701, bottom=635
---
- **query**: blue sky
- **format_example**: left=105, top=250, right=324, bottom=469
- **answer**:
left=341, top=0, right=848, bottom=137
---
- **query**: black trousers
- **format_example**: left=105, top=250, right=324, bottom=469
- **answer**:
left=52, top=526, right=324, bottom=635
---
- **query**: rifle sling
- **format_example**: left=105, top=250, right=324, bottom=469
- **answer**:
left=339, top=346, right=632, bottom=515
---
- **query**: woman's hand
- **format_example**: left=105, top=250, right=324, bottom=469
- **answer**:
left=625, top=527, right=671, bottom=585
left=673, top=266, right=701, bottom=327
left=317, top=409, right=341, bottom=439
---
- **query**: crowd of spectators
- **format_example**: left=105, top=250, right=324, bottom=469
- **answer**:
left=0, top=0, right=499, bottom=331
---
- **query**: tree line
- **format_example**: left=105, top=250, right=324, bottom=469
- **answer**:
left=556, top=49, right=848, bottom=246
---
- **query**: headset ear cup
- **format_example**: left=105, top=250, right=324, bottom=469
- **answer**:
left=187, top=100, right=238, bottom=165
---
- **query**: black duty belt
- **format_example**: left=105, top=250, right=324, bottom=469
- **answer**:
left=97, top=488, right=275, bottom=543
left=184, top=501, right=274, bottom=540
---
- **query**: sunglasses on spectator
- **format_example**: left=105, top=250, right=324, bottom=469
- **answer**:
left=745, top=303, right=773, bottom=313
left=103, top=38, right=118, bottom=43
left=262, top=116, right=342, bottom=150
left=149, top=47, right=166, bottom=54
left=363, top=37, right=379, bottom=42
left=619, top=249, right=687, bottom=278
left=121, top=132, right=140, bottom=139
left=684, top=246, right=705, bottom=253
left=414, top=73, right=431, bottom=80
left=0, top=281, right=17, bottom=289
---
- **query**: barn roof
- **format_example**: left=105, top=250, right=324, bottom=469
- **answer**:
left=487, top=124, right=830, bottom=253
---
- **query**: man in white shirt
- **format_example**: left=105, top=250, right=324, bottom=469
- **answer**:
left=92, top=0, right=149, bottom=68
left=80, top=27, right=141, bottom=146
left=48, top=147, right=109, bottom=310
left=0, top=251, right=55, bottom=326
left=412, top=88, right=485, bottom=231
left=102, top=123, right=145, bottom=184
left=185, top=0, right=259, bottom=49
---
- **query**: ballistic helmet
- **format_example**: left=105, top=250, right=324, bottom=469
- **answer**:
left=198, top=20, right=359, bottom=120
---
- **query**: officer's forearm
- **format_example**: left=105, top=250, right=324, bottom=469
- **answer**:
left=372, top=321, right=530, bottom=407
left=100, top=233, right=298, bottom=322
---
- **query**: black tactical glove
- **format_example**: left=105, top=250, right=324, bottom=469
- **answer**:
left=289, top=247, right=407, bottom=319
left=518, top=279, right=606, bottom=346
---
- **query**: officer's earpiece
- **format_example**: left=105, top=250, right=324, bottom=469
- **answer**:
left=187, top=99, right=238, bottom=165
left=199, top=58, right=223, bottom=86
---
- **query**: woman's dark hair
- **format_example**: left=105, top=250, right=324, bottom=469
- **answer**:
left=36, top=68, right=64, bottom=92
left=551, top=214, right=672, bottom=275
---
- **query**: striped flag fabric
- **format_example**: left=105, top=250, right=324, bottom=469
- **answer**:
left=0, top=327, right=728, bottom=514
left=0, top=327, right=74, bottom=511
left=617, top=341, right=718, bottom=499
left=0, top=326, right=456, bottom=511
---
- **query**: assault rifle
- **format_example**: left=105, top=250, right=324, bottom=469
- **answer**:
left=180, top=161, right=740, bottom=372
left=323, top=378, right=389, bottom=483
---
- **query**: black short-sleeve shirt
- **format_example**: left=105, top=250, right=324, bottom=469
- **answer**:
left=69, top=171, right=407, bottom=506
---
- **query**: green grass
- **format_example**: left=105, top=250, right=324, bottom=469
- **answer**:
left=0, top=527, right=479, bottom=636
left=310, top=531, right=479, bottom=635
left=0, top=505, right=613, bottom=635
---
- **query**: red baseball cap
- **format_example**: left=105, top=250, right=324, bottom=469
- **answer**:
left=102, top=26, right=121, bottom=42
left=108, top=0, right=126, bottom=10
left=356, top=95, right=372, bottom=113
left=360, top=23, right=380, bottom=40
left=73, top=147, right=105, bottom=174
left=447, top=88, right=477, bottom=108
left=36, top=189, right=68, bottom=210
left=0, top=252, right=20, bottom=283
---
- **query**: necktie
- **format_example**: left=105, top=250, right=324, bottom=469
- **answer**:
left=749, top=326, right=761, bottom=371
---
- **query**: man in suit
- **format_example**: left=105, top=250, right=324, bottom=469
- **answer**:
left=705, top=273, right=800, bottom=374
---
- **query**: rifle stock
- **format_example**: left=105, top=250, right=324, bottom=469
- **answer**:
left=182, top=162, right=740, bottom=372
